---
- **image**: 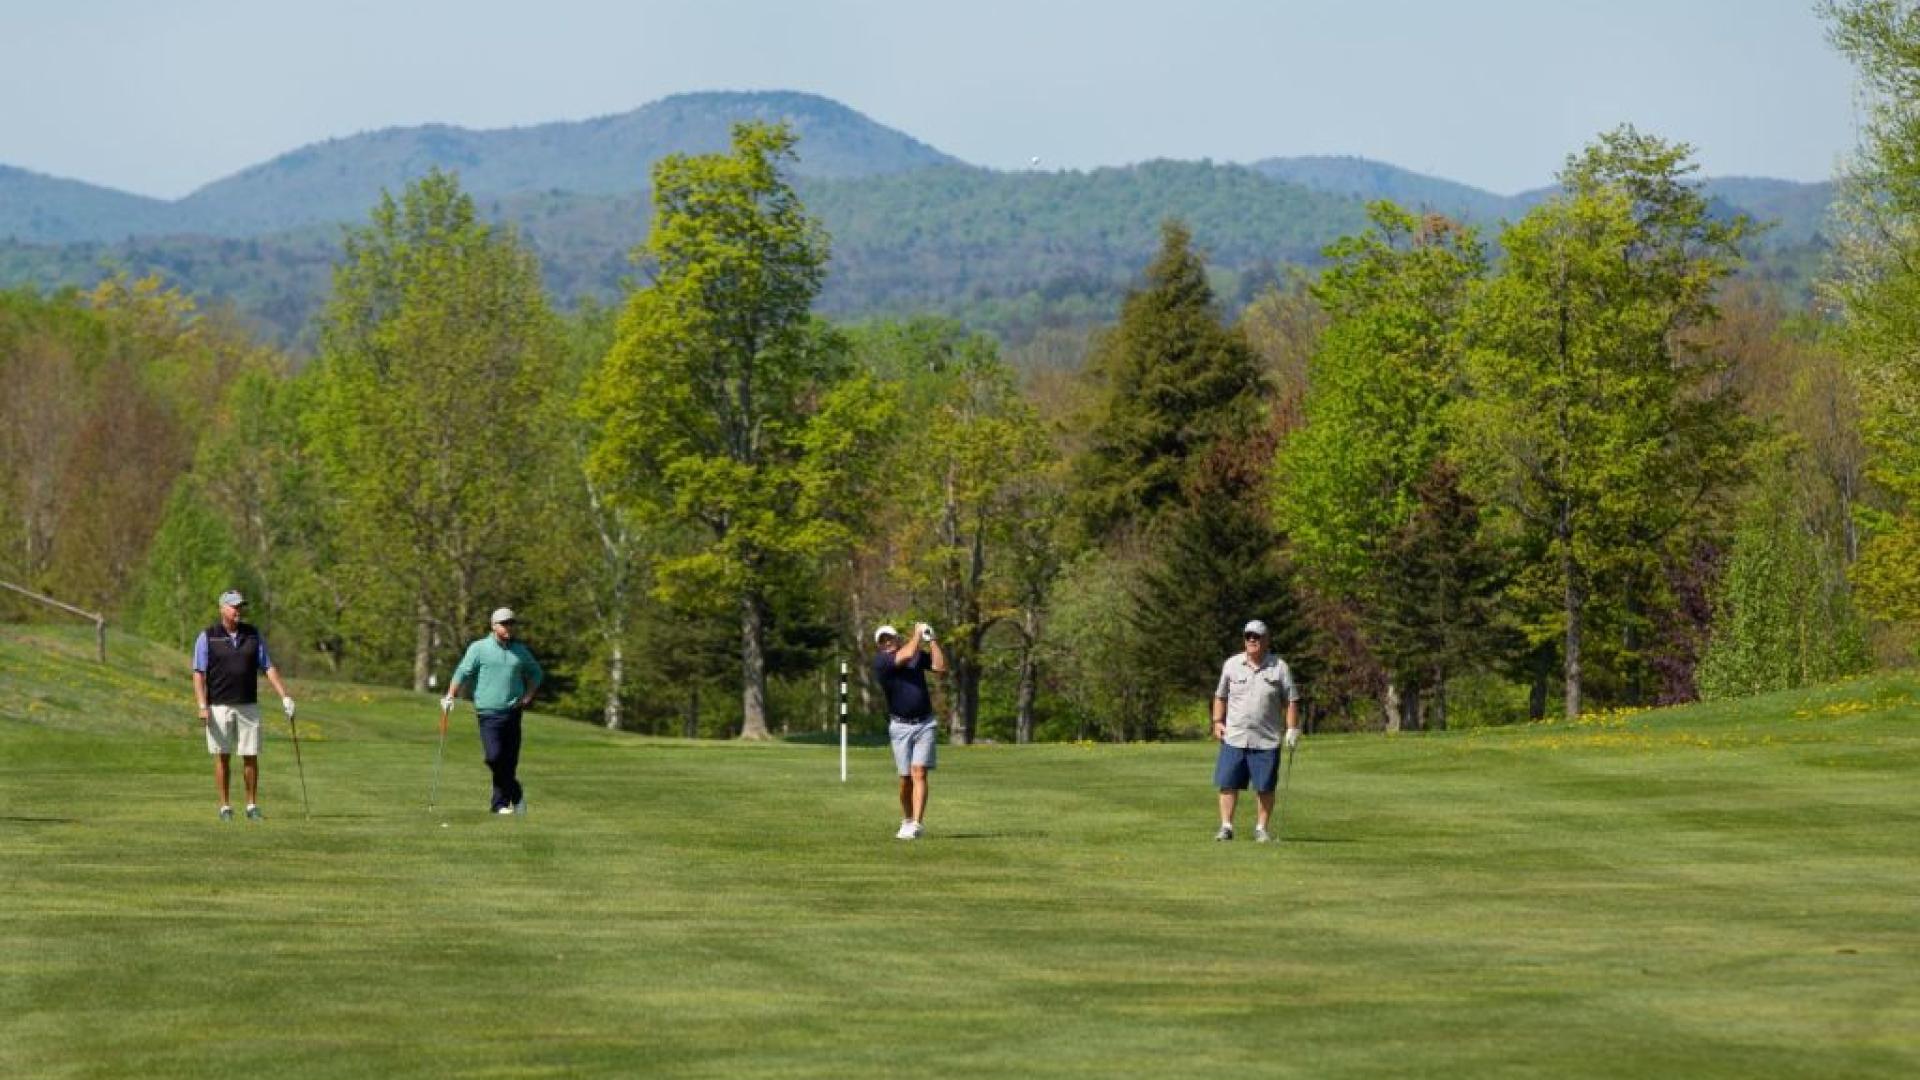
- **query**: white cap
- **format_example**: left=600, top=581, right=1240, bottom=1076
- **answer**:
left=874, top=624, right=899, bottom=644
left=491, top=607, right=517, bottom=625
left=1243, top=619, right=1269, bottom=637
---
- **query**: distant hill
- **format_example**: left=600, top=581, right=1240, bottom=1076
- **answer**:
left=1250, top=155, right=1834, bottom=247
left=0, top=165, right=172, bottom=243
left=0, top=160, right=1370, bottom=348
left=3, top=91, right=960, bottom=243
left=1249, top=156, right=1518, bottom=223
left=0, top=91, right=1839, bottom=347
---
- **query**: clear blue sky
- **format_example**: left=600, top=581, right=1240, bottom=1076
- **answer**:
left=0, top=0, right=1859, bottom=199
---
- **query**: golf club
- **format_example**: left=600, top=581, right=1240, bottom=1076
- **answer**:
left=1272, top=741, right=1298, bottom=841
left=287, top=710, right=312, bottom=819
left=428, top=702, right=450, bottom=810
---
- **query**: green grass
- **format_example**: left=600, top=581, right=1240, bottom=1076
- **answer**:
left=3, top=625, right=1917, bottom=1079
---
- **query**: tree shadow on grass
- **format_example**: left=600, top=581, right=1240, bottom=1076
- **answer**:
left=0, top=815, right=77, bottom=824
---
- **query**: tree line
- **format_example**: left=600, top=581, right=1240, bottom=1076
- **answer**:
left=8, top=8, right=1918, bottom=738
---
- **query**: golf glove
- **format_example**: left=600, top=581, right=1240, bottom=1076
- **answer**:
left=920, top=625, right=936, bottom=642
left=282, top=696, right=296, bottom=720
left=440, top=694, right=455, bottom=713
left=1284, top=727, right=1301, bottom=749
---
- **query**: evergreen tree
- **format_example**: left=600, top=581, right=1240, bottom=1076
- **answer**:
left=1369, top=463, right=1515, bottom=729
left=1134, top=427, right=1306, bottom=727
left=1072, top=220, right=1268, bottom=544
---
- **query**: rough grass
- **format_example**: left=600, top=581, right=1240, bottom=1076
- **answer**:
left=2, top=625, right=1916, bottom=1078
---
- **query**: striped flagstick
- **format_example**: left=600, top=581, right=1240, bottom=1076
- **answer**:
left=839, top=661, right=849, bottom=782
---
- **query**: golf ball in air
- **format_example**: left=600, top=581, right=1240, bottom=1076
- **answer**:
left=440, top=822, right=449, bottom=828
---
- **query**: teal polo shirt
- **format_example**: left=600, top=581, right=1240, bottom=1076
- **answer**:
left=453, top=635, right=543, bottom=712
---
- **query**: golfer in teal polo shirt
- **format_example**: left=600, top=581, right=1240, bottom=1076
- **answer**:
left=444, top=607, right=543, bottom=815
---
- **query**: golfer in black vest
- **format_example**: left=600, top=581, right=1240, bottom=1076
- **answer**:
left=191, top=590, right=294, bottom=822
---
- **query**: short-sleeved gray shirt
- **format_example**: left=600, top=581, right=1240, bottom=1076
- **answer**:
left=1215, top=652, right=1299, bottom=749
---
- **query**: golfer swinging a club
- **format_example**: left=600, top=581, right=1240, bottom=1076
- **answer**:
left=192, top=590, right=295, bottom=822
left=874, top=622, right=946, bottom=839
left=1211, top=618, right=1300, bottom=842
left=444, top=608, right=542, bottom=815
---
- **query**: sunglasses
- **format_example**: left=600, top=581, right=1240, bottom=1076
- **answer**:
left=1244, top=633, right=1264, bottom=640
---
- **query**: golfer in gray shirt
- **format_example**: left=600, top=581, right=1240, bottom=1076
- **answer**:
left=1210, top=618, right=1300, bottom=842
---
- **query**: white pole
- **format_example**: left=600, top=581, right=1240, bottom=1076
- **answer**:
left=839, top=660, right=849, bottom=783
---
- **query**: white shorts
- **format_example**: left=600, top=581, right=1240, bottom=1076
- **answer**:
left=889, top=717, right=938, bottom=776
left=206, top=703, right=262, bottom=756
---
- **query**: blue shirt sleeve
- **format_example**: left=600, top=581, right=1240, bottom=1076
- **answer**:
left=257, top=635, right=274, bottom=672
left=192, top=632, right=209, bottom=672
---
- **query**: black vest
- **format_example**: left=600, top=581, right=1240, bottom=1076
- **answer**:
left=204, top=621, right=263, bottom=705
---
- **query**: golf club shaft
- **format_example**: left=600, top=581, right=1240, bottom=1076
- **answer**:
left=428, top=705, right=449, bottom=810
left=1274, top=742, right=1296, bottom=839
left=288, top=713, right=311, bottom=819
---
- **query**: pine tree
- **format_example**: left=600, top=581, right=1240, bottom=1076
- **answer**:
left=1073, top=220, right=1267, bottom=544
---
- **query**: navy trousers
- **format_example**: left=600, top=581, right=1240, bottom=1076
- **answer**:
left=475, top=708, right=524, bottom=810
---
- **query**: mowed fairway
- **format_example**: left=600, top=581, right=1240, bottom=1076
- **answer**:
left=3, top=628, right=1917, bottom=1079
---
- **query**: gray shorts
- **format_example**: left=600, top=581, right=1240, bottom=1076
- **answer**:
left=888, top=717, right=938, bottom=776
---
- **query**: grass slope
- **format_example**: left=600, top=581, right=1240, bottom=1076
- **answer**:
left=2, top=625, right=1916, bottom=1078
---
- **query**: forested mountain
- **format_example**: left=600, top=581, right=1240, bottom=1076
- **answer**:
left=0, top=92, right=1836, bottom=347
left=1254, top=155, right=1836, bottom=244
left=0, top=160, right=1370, bottom=348
left=1250, top=156, right=1519, bottom=222
left=0, top=91, right=957, bottom=243
left=0, top=165, right=173, bottom=243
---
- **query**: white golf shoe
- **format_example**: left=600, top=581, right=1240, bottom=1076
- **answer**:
left=894, top=820, right=917, bottom=840
left=1254, top=825, right=1272, bottom=843
left=1214, top=823, right=1234, bottom=842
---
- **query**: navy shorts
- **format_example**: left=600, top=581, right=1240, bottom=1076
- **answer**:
left=1214, top=745, right=1280, bottom=792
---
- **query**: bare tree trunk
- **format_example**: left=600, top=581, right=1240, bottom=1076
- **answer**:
left=1428, top=671, right=1448, bottom=731
left=848, top=572, right=875, bottom=717
left=1382, top=681, right=1403, bottom=733
left=684, top=683, right=699, bottom=739
left=1014, top=624, right=1038, bottom=744
left=605, top=636, right=624, bottom=730
left=1564, top=554, right=1584, bottom=722
left=740, top=591, right=771, bottom=740
left=1529, top=668, right=1548, bottom=721
left=952, top=651, right=980, bottom=745
left=413, top=595, right=432, bottom=694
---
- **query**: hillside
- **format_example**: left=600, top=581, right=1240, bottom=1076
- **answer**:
left=3, top=621, right=1916, bottom=1077
left=0, top=160, right=1374, bottom=347
left=0, top=91, right=958, bottom=244
left=0, top=92, right=1840, bottom=346
left=1250, top=155, right=1518, bottom=222
left=1252, top=155, right=1836, bottom=244
left=0, top=164, right=173, bottom=243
